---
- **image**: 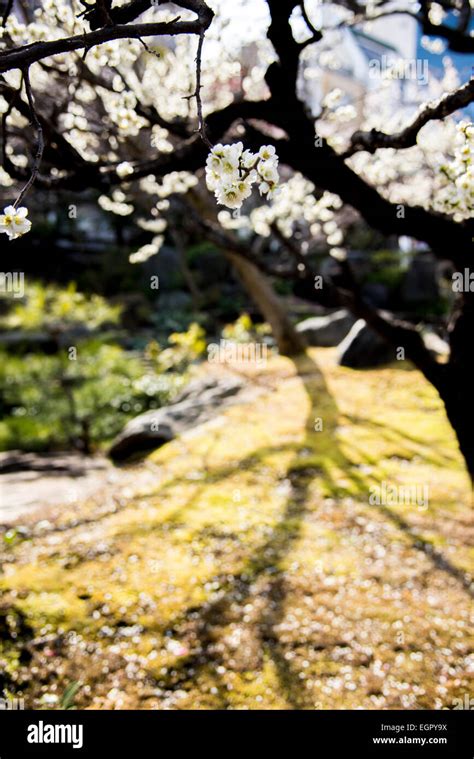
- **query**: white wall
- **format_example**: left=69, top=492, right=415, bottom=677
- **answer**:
left=365, top=15, right=418, bottom=61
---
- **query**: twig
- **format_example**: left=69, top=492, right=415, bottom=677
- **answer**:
left=2, top=0, right=14, bottom=28
left=1, top=72, right=23, bottom=175
left=13, top=67, right=44, bottom=208
left=298, top=0, right=322, bottom=46
left=137, top=14, right=181, bottom=59
left=300, top=0, right=318, bottom=37
left=193, top=30, right=212, bottom=148
left=137, top=36, right=160, bottom=60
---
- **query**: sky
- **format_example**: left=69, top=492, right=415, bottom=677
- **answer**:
left=201, top=0, right=473, bottom=97
left=206, top=0, right=270, bottom=51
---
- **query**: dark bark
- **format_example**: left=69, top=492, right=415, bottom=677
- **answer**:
left=343, top=79, right=474, bottom=157
left=439, top=292, right=474, bottom=480
left=226, top=251, right=307, bottom=357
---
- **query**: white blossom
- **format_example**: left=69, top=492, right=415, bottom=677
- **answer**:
left=116, top=162, right=134, bottom=178
left=0, top=205, right=32, bottom=240
left=206, top=143, right=279, bottom=210
left=435, top=121, right=474, bottom=220
left=129, top=236, right=164, bottom=264
left=322, top=88, right=343, bottom=109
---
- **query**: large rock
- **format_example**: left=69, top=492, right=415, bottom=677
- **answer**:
left=361, top=283, right=390, bottom=308
left=337, top=319, right=398, bottom=368
left=0, top=331, right=56, bottom=353
left=109, top=376, right=244, bottom=461
left=295, top=310, right=355, bottom=347
left=0, top=326, right=94, bottom=354
left=400, top=253, right=439, bottom=305
left=156, top=291, right=193, bottom=312
left=0, top=450, right=107, bottom=475
left=422, top=329, right=450, bottom=359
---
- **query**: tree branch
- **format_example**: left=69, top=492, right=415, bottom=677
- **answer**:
left=343, top=78, right=474, bottom=157
left=1, top=0, right=14, bottom=28
left=0, top=17, right=206, bottom=73
left=191, top=29, right=212, bottom=147
left=418, top=0, right=474, bottom=52
left=243, top=123, right=473, bottom=267
left=334, top=258, right=444, bottom=387
left=13, top=68, right=44, bottom=208
left=298, top=1, right=322, bottom=48
left=172, top=196, right=288, bottom=279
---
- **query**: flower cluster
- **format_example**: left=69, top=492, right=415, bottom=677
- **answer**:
left=0, top=205, right=31, bottom=240
left=206, top=143, right=279, bottom=210
left=101, top=90, right=146, bottom=137
left=216, top=171, right=346, bottom=259
left=129, top=237, right=164, bottom=264
left=98, top=190, right=134, bottom=216
left=250, top=175, right=343, bottom=238
left=436, top=121, right=474, bottom=220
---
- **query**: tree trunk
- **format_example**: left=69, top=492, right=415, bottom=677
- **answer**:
left=439, top=292, right=474, bottom=481
left=226, top=251, right=307, bottom=356
left=441, top=387, right=474, bottom=482
left=170, top=227, right=201, bottom=310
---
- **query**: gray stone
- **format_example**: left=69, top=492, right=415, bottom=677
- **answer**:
left=0, top=328, right=96, bottom=353
left=337, top=319, right=398, bottom=368
left=400, top=253, right=439, bottom=305
left=0, top=330, right=55, bottom=351
left=295, top=310, right=355, bottom=347
left=109, top=376, right=244, bottom=461
left=361, top=283, right=390, bottom=308
left=157, top=291, right=193, bottom=311
left=422, top=329, right=450, bottom=359
left=0, top=450, right=108, bottom=475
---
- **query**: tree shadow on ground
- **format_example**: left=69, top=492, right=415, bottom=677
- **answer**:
left=149, top=352, right=336, bottom=707
left=155, top=351, right=473, bottom=707
left=345, top=412, right=459, bottom=468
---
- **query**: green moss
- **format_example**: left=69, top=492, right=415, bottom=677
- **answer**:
left=1, top=349, right=471, bottom=709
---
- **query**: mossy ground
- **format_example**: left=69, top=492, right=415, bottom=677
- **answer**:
left=0, top=349, right=472, bottom=709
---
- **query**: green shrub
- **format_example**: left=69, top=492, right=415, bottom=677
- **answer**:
left=0, top=281, right=121, bottom=332
left=0, top=286, right=209, bottom=452
left=222, top=314, right=270, bottom=343
left=0, top=340, right=185, bottom=452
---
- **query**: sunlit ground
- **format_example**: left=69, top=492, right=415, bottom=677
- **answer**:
left=0, top=349, right=472, bottom=709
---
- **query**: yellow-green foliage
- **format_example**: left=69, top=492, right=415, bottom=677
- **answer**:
left=0, top=350, right=472, bottom=710
left=0, top=281, right=122, bottom=332
left=222, top=313, right=270, bottom=342
left=150, top=323, right=207, bottom=372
